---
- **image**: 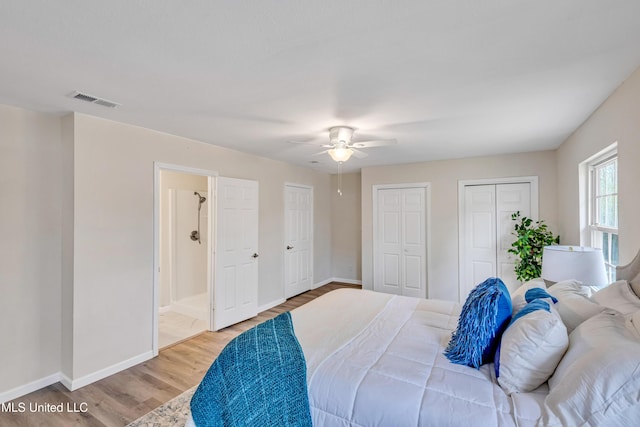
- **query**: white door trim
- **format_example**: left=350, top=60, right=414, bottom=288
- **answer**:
left=152, top=162, right=218, bottom=357
left=372, top=182, right=431, bottom=298
left=457, top=176, right=538, bottom=302
left=283, top=183, right=314, bottom=298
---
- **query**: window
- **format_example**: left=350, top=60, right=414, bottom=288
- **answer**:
left=588, top=151, right=618, bottom=282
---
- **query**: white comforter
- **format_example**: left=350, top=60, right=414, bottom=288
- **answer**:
left=291, top=289, right=546, bottom=427
left=186, top=288, right=548, bottom=426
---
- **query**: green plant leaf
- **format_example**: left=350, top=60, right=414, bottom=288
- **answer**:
left=509, top=212, right=560, bottom=281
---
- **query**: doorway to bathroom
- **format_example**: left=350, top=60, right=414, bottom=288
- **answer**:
left=156, top=166, right=213, bottom=350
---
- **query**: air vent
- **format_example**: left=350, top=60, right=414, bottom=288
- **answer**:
left=69, top=91, right=121, bottom=108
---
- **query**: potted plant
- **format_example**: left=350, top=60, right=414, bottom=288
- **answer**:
left=508, top=211, right=560, bottom=281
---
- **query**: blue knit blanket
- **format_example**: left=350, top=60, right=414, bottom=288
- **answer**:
left=190, top=312, right=312, bottom=427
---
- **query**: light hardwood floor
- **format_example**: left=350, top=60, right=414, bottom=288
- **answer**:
left=1, top=282, right=360, bottom=427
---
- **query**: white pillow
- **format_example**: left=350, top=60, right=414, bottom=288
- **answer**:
left=543, top=310, right=640, bottom=426
left=592, top=280, right=640, bottom=315
left=547, top=280, right=604, bottom=332
left=511, top=278, right=546, bottom=314
left=496, top=300, right=568, bottom=394
left=630, top=277, right=640, bottom=300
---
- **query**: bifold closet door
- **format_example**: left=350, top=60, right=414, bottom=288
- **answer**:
left=374, top=187, right=426, bottom=298
left=461, top=183, right=531, bottom=301
left=496, top=183, right=531, bottom=291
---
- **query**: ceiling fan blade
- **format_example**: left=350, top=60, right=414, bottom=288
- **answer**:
left=351, top=138, right=398, bottom=148
left=313, top=149, right=329, bottom=156
left=350, top=148, right=368, bottom=159
left=287, top=138, right=324, bottom=145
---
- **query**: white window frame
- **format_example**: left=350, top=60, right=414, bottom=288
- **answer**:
left=586, top=146, right=618, bottom=282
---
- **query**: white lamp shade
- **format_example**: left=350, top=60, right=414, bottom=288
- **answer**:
left=541, top=245, right=608, bottom=286
left=328, top=147, right=353, bottom=162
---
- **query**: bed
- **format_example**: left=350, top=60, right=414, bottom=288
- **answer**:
left=185, top=252, right=640, bottom=426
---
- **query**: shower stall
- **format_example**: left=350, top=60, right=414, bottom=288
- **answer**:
left=158, top=170, right=210, bottom=348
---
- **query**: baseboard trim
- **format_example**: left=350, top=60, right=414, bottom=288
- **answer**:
left=0, top=372, right=62, bottom=404
left=313, top=277, right=362, bottom=289
left=1, top=350, right=156, bottom=401
left=331, top=277, right=362, bottom=285
left=312, top=278, right=333, bottom=289
left=0, top=277, right=364, bottom=404
left=59, top=373, right=73, bottom=391
left=63, top=351, right=154, bottom=391
left=258, top=298, right=286, bottom=313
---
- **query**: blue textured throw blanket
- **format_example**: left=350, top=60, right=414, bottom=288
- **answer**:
left=190, top=312, right=312, bottom=427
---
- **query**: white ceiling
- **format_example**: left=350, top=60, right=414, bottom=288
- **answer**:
left=1, top=1, right=640, bottom=173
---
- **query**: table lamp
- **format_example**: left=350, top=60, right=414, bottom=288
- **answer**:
left=541, top=245, right=608, bottom=288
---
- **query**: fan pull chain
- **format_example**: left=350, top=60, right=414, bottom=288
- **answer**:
left=337, top=161, right=343, bottom=196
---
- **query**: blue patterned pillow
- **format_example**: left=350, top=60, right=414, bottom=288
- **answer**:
left=444, top=277, right=512, bottom=368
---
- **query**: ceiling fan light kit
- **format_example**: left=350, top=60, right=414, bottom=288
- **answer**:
left=327, top=126, right=355, bottom=163
left=291, top=125, right=397, bottom=166
left=324, top=126, right=397, bottom=164
left=328, top=147, right=353, bottom=162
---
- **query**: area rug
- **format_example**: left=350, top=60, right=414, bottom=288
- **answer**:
left=127, top=386, right=196, bottom=426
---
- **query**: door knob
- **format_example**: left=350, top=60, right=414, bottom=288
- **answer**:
left=252, top=253, right=259, bottom=258
left=287, top=245, right=294, bottom=250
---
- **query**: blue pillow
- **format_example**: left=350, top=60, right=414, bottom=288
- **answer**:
left=444, top=277, right=512, bottom=369
left=510, top=299, right=551, bottom=324
left=525, top=288, right=558, bottom=304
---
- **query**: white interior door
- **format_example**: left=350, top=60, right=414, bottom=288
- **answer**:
left=400, top=188, right=427, bottom=298
left=496, top=183, right=531, bottom=293
left=376, top=188, right=402, bottom=295
left=462, top=185, right=497, bottom=300
left=461, top=182, right=531, bottom=301
left=284, top=184, right=313, bottom=298
left=374, top=187, right=427, bottom=298
left=213, top=177, right=259, bottom=330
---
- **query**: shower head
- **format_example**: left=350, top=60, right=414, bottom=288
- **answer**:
left=194, top=191, right=207, bottom=203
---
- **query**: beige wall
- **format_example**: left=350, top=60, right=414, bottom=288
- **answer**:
left=60, top=114, right=74, bottom=380
left=557, top=67, right=640, bottom=265
left=331, top=172, right=362, bottom=281
left=0, top=105, right=335, bottom=397
left=0, top=105, right=62, bottom=394
left=70, top=113, right=332, bottom=379
left=361, top=151, right=558, bottom=301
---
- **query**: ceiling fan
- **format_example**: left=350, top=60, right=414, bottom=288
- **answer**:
left=295, top=126, right=398, bottom=163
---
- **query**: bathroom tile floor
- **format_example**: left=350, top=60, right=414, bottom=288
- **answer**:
left=159, top=311, right=208, bottom=348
